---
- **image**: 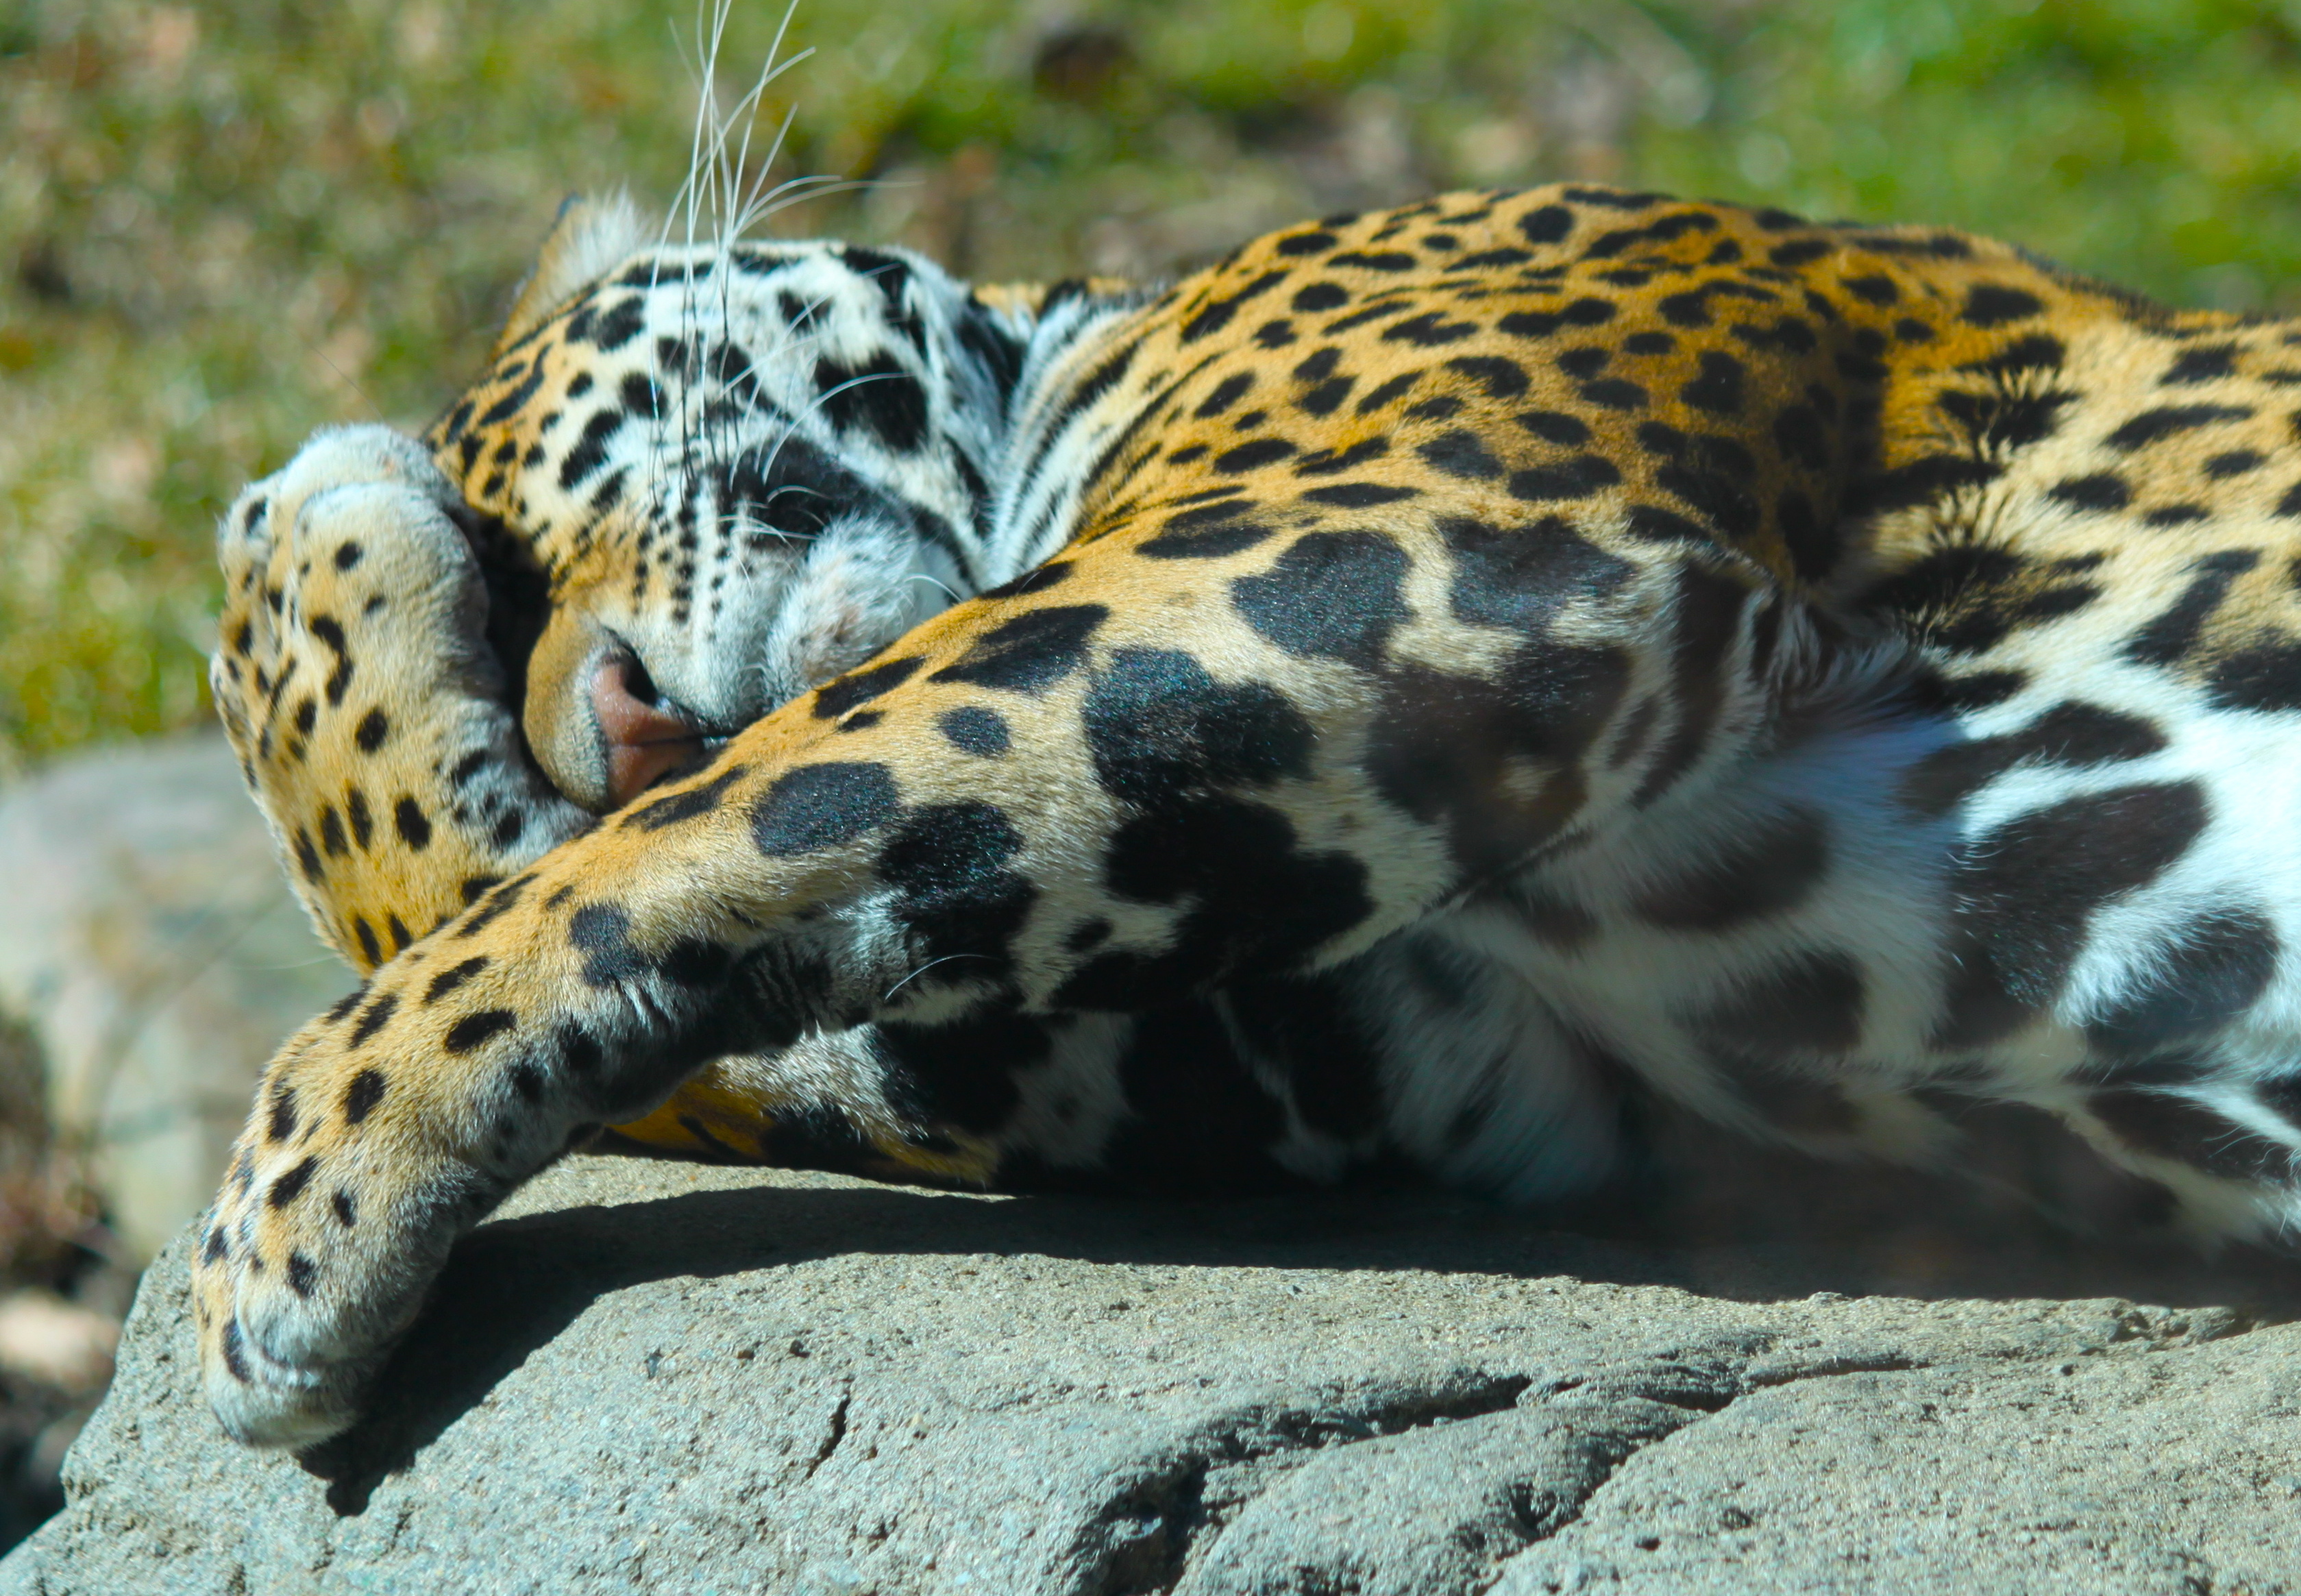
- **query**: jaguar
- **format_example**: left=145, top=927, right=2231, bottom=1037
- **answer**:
left=197, top=178, right=2301, bottom=1447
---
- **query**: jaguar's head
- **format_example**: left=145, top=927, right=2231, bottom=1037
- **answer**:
left=429, top=197, right=1045, bottom=810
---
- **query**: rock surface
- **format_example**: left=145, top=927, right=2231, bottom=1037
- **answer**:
left=0, top=734, right=353, bottom=1260
left=8, top=1151, right=2301, bottom=1595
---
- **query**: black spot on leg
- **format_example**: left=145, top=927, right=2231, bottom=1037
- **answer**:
left=1845, top=454, right=2002, bottom=517
left=1936, top=384, right=2074, bottom=452
left=1515, top=410, right=1591, bottom=447
left=939, top=706, right=1011, bottom=756
left=872, top=1011, right=1042, bottom=1134
left=1215, top=438, right=1298, bottom=473
left=394, top=798, right=432, bottom=850
left=1302, top=482, right=1417, bottom=508
left=930, top=606, right=1109, bottom=693
left=456, top=875, right=529, bottom=939
left=628, top=764, right=751, bottom=831
left=343, top=1069, right=386, bottom=1124
left=355, top=709, right=388, bottom=752
left=557, top=1026, right=604, bottom=1079
left=1934, top=783, right=2209, bottom=1048
left=424, top=957, right=489, bottom=1004
left=2208, top=639, right=2301, bottom=712
left=878, top=803, right=1036, bottom=977
left=2163, top=343, right=2239, bottom=384
left=1438, top=514, right=1634, bottom=633
left=2089, top=1082, right=2294, bottom=1185
left=1366, top=646, right=1625, bottom=876
left=221, top=1318, right=251, bottom=1383
left=814, top=658, right=922, bottom=719
left=1181, top=271, right=1290, bottom=343
left=1137, top=500, right=1275, bottom=560
left=352, top=918, right=381, bottom=967
left=1629, top=565, right=1748, bottom=806
left=752, top=763, right=900, bottom=857
left=444, top=1010, right=517, bottom=1054
left=2084, top=908, right=2280, bottom=1057
left=1353, top=371, right=1420, bottom=415
left=268, top=1156, right=319, bottom=1209
left=1060, top=801, right=1373, bottom=1006
left=1083, top=648, right=1314, bottom=807
left=1194, top=372, right=1256, bottom=418
left=1382, top=310, right=1480, bottom=347
left=1446, top=355, right=1530, bottom=399
left=1899, top=702, right=2168, bottom=818
left=1231, top=532, right=1410, bottom=667
left=331, top=1189, right=356, bottom=1227
left=2125, top=549, right=2259, bottom=667
left=267, top=1085, right=297, bottom=1143
left=349, top=994, right=397, bottom=1048
left=310, top=615, right=354, bottom=706
left=985, top=567, right=1081, bottom=606
left=569, top=905, right=646, bottom=988
left=1219, top=971, right=1383, bottom=1140
left=286, top=1252, right=315, bottom=1297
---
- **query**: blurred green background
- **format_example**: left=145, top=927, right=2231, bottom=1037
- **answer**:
left=7, top=0, right=2301, bottom=770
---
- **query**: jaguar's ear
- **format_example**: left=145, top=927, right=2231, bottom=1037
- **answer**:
left=968, top=276, right=1139, bottom=326
left=493, top=193, right=650, bottom=356
left=968, top=282, right=1055, bottom=326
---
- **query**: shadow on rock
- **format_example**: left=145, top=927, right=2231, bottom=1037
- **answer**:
left=299, top=1149, right=2301, bottom=1514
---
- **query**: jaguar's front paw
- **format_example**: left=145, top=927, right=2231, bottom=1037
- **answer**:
left=190, top=1035, right=485, bottom=1447
left=195, top=1236, right=382, bottom=1451
left=191, top=1165, right=412, bottom=1449
left=212, top=423, right=488, bottom=757
left=210, top=424, right=589, bottom=965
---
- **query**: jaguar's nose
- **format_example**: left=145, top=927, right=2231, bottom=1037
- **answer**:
left=591, top=651, right=708, bottom=808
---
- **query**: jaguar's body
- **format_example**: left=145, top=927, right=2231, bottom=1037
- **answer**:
left=201, top=182, right=2301, bottom=1446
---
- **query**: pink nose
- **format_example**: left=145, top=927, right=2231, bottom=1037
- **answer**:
left=590, top=653, right=705, bottom=808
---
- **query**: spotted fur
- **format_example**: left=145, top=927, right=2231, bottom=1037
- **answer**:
left=202, top=183, right=2301, bottom=1445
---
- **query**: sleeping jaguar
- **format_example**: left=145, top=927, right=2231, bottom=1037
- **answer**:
left=198, top=181, right=2301, bottom=1447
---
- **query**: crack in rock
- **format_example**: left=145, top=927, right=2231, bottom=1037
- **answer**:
left=1066, top=1372, right=1538, bottom=1595
left=1061, top=1338, right=2013, bottom=1596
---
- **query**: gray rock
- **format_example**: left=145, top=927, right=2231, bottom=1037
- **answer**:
left=0, top=734, right=354, bottom=1260
left=7, top=1152, right=2301, bottom=1595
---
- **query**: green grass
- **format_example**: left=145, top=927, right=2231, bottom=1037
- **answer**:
left=8, top=0, right=2301, bottom=766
